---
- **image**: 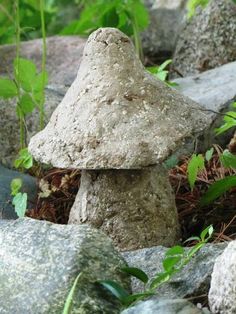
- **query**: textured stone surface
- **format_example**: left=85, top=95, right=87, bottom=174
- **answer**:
left=122, top=243, right=226, bottom=297
left=174, top=61, right=236, bottom=150
left=143, top=0, right=187, bottom=60
left=69, top=166, right=180, bottom=251
left=172, top=0, right=236, bottom=78
left=29, top=28, right=208, bottom=169
left=0, top=36, right=86, bottom=86
left=121, top=298, right=209, bottom=314
left=209, top=240, right=236, bottom=314
left=0, top=218, right=130, bottom=314
left=0, top=165, right=37, bottom=219
left=0, top=85, right=66, bottom=167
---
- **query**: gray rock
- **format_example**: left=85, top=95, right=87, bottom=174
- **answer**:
left=69, top=166, right=180, bottom=251
left=172, top=0, right=236, bottom=78
left=28, top=28, right=208, bottom=169
left=143, top=0, right=187, bottom=61
left=0, top=218, right=130, bottom=314
left=122, top=243, right=226, bottom=298
left=0, top=85, right=66, bottom=167
left=174, top=61, right=236, bottom=151
left=0, top=36, right=86, bottom=86
left=0, top=165, right=37, bottom=219
left=121, top=298, right=208, bottom=314
left=209, top=240, right=236, bottom=314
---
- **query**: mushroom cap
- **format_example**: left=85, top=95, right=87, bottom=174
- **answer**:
left=29, top=28, right=208, bottom=169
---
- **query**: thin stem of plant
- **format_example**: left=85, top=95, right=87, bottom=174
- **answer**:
left=39, top=0, right=47, bottom=130
left=15, top=0, right=25, bottom=150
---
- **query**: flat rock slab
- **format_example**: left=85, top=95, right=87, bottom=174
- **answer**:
left=174, top=61, right=236, bottom=151
left=121, top=298, right=210, bottom=314
left=0, top=36, right=86, bottom=86
left=122, top=243, right=226, bottom=298
left=0, top=165, right=37, bottom=219
left=0, top=218, right=129, bottom=314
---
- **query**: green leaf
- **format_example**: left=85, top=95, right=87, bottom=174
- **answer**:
left=98, top=280, right=129, bottom=304
left=200, top=225, right=214, bottom=242
left=184, top=236, right=200, bottom=243
left=14, top=58, right=37, bottom=92
left=163, top=256, right=181, bottom=272
left=187, top=154, right=205, bottom=190
left=14, top=148, right=33, bottom=170
left=163, top=155, right=179, bottom=170
left=0, top=78, right=17, bottom=98
left=205, top=147, right=214, bottom=162
left=11, top=178, right=22, bottom=196
left=122, top=267, right=149, bottom=284
left=122, top=292, right=155, bottom=305
left=157, top=59, right=172, bottom=72
left=12, top=192, right=27, bottom=218
left=201, top=176, right=236, bottom=205
left=149, top=272, right=170, bottom=290
left=32, top=71, right=48, bottom=92
left=220, top=150, right=236, bottom=169
left=165, top=245, right=184, bottom=256
left=62, top=273, right=82, bottom=314
left=19, top=94, right=35, bottom=114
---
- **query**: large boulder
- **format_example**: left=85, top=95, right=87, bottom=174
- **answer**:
left=172, top=0, right=236, bottom=78
left=208, top=240, right=236, bottom=314
left=122, top=243, right=226, bottom=298
left=0, top=36, right=86, bottom=86
left=143, top=0, right=187, bottom=61
left=0, top=165, right=37, bottom=219
left=0, top=218, right=130, bottom=313
left=121, top=298, right=209, bottom=314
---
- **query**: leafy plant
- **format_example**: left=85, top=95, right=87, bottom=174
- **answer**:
left=147, top=59, right=177, bottom=87
left=98, top=225, right=213, bottom=308
left=0, top=0, right=47, bottom=166
left=200, top=103, right=236, bottom=205
left=11, top=178, right=27, bottom=217
left=61, top=0, right=149, bottom=59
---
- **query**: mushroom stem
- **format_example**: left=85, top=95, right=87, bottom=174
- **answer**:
left=69, top=165, right=181, bottom=251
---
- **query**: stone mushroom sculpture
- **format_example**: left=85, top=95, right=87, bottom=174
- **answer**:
left=29, top=28, right=208, bottom=251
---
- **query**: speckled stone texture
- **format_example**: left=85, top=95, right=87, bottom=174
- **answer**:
left=28, top=28, right=208, bottom=169
left=122, top=243, right=226, bottom=297
left=69, top=166, right=180, bottom=251
left=172, top=0, right=236, bottom=78
left=0, top=36, right=86, bottom=86
left=0, top=218, right=130, bottom=314
left=121, top=298, right=209, bottom=314
left=208, top=240, right=236, bottom=314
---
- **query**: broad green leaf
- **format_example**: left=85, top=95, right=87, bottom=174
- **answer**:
left=19, top=94, right=35, bottom=114
left=205, top=147, right=214, bottom=162
left=14, top=148, right=33, bottom=170
left=32, top=71, right=48, bottom=92
left=165, top=245, right=184, bottom=256
left=163, top=256, right=181, bottom=272
left=99, top=280, right=129, bottom=304
left=220, top=150, right=236, bottom=169
left=62, top=273, right=82, bottom=314
left=14, top=58, right=37, bottom=92
left=130, top=0, right=149, bottom=30
left=0, top=78, right=17, bottom=98
left=122, top=267, right=149, bottom=284
left=187, top=154, right=205, bottom=190
left=12, top=192, right=27, bottom=217
left=149, top=272, right=170, bottom=290
left=184, top=236, right=200, bottom=243
left=155, top=70, right=168, bottom=82
left=164, top=155, right=179, bottom=170
left=11, top=178, right=22, bottom=196
left=201, top=176, right=236, bottom=205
